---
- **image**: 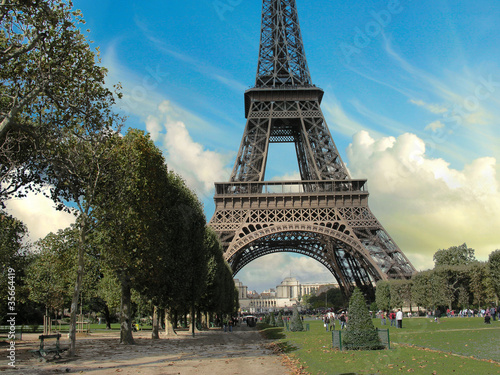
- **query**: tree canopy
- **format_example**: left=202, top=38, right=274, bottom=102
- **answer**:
left=433, top=243, right=477, bottom=267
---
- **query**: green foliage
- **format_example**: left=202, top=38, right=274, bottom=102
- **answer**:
left=343, top=288, right=382, bottom=350
left=199, top=228, right=236, bottom=316
left=433, top=243, right=476, bottom=267
left=375, top=280, right=391, bottom=311
left=276, top=311, right=285, bottom=327
left=305, top=287, right=345, bottom=310
left=269, top=311, right=276, bottom=327
left=289, top=306, right=304, bottom=332
left=488, top=250, right=500, bottom=299
left=1, top=0, right=122, bottom=206
left=0, top=212, right=31, bottom=321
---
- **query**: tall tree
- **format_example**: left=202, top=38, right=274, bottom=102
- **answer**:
left=0, top=211, right=29, bottom=321
left=2, top=0, right=122, bottom=356
left=93, top=129, right=168, bottom=344
left=489, top=250, right=500, bottom=301
left=1, top=0, right=121, bottom=204
left=375, top=281, right=391, bottom=312
left=433, top=243, right=476, bottom=267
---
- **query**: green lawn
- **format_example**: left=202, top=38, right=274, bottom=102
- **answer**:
left=259, top=317, right=500, bottom=375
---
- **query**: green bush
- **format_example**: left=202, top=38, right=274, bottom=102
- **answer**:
left=269, top=311, right=276, bottom=327
left=277, top=311, right=284, bottom=327
left=343, top=288, right=383, bottom=350
left=290, top=306, right=304, bottom=331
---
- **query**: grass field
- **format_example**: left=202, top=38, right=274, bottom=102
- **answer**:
left=260, top=317, right=500, bottom=375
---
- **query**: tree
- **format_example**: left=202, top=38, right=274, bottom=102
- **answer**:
left=289, top=306, right=303, bottom=332
left=1, top=0, right=121, bottom=205
left=433, top=243, right=476, bottom=267
left=45, top=119, right=118, bottom=356
left=489, top=250, right=500, bottom=301
left=434, top=265, right=471, bottom=310
left=469, top=262, right=490, bottom=309
left=93, top=129, right=169, bottom=344
left=0, top=211, right=29, bottom=321
left=2, top=0, right=122, bottom=356
left=375, top=281, right=391, bottom=312
left=25, top=232, right=74, bottom=316
left=411, top=271, right=431, bottom=311
left=198, top=228, right=233, bottom=328
left=389, top=279, right=413, bottom=311
left=276, top=311, right=284, bottom=327
left=342, top=288, right=382, bottom=350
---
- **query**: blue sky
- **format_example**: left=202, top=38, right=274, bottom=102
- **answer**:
left=7, top=0, right=500, bottom=292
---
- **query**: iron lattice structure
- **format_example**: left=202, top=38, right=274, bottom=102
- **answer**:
left=209, top=0, right=416, bottom=298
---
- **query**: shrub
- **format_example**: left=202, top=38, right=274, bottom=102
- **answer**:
left=343, top=288, right=383, bottom=350
left=277, top=311, right=285, bottom=327
left=269, top=311, right=276, bottom=327
left=290, top=306, right=304, bottom=331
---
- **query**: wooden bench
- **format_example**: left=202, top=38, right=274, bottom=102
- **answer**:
left=30, top=334, right=67, bottom=360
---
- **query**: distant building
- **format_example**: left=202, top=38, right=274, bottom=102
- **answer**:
left=235, top=277, right=335, bottom=313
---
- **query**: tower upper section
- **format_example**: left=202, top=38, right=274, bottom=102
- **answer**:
left=255, top=0, right=312, bottom=88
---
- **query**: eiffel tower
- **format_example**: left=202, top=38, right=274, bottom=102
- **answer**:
left=209, top=0, right=416, bottom=298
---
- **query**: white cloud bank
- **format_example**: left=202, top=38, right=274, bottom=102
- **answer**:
left=5, top=188, right=75, bottom=243
left=146, top=101, right=233, bottom=199
left=346, top=130, right=500, bottom=270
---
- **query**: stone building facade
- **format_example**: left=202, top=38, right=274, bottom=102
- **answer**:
left=235, top=277, right=333, bottom=313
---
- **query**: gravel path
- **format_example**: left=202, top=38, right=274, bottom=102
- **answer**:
left=4, top=326, right=294, bottom=375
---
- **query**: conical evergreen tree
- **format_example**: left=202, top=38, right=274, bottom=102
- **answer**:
left=269, top=311, right=276, bottom=326
left=343, top=288, right=383, bottom=350
left=277, top=311, right=285, bottom=327
left=290, top=305, right=304, bottom=331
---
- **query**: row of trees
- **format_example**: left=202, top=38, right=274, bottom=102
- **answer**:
left=1, top=0, right=238, bottom=357
left=375, top=244, right=500, bottom=313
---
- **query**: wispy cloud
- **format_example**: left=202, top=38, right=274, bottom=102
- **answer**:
left=322, top=93, right=385, bottom=139
left=134, top=15, right=247, bottom=94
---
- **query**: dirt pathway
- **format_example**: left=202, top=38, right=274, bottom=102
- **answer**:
left=4, top=326, right=294, bottom=375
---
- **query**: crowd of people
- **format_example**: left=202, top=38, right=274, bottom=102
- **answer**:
left=321, top=311, right=348, bottom=331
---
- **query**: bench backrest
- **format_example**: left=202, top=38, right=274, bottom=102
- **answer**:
left=38, top=334, right=61, bottom=340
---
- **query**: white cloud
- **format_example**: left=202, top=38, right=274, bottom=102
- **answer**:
left=146, top=101, right=232, bottom=198
left=5, top=188, right=75, bottom=243
left=346, top=131, right=500, bottom=270
left=425, top=120, right=446, bottom=132
left=410, top=99, right=448, bottom=114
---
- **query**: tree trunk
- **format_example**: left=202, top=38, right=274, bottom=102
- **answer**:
left=151, top=305, right=159, bottom=339
left=120, top=276, right=135, bottom=345
left=68, top=219, right=87, bottom=357
left=173, top=310, right=178, bottom=329
left=164, top=308, right=176, bottom=336
left=190, top=304, right=195, bottom=337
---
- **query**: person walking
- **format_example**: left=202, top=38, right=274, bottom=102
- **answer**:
left=340, top=312, right=347, bottom=329
left=396, top=309, right=403, bottom=329
left=380, top=311, right=386, bottom=326
left=389, top=311, right=396, bottom=327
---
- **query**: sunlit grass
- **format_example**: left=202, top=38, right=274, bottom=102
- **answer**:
left=261, top=318, right=500, bottom=374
